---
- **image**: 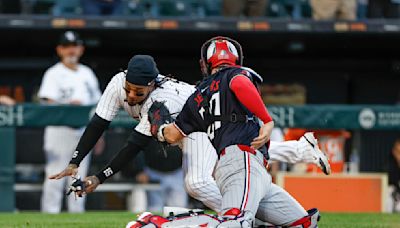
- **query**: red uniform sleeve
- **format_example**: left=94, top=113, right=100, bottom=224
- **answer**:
left=230, top=75, right=272, bottom=123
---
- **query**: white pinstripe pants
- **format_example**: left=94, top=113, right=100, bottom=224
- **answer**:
left=41, top=127, right=90, bottom=213
left=182, top=132, right=221, bottom=211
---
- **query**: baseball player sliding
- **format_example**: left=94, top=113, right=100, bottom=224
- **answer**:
left=50, top=53, right=328, bottom=225
left=150, top=36, right=321, bottom=227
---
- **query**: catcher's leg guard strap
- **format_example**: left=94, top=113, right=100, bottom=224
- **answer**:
left=223, top=208, right=242, bottom=216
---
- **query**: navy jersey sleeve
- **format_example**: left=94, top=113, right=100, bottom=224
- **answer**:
left=174, top=91, right=204, bottom=136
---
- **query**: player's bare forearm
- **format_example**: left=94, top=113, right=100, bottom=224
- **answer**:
left=251, top=120, right=274, bottom=149
left=163, top=123, right=185, bottom=144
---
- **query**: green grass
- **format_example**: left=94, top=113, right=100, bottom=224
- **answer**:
left=0, top=212, right=399, bottom=227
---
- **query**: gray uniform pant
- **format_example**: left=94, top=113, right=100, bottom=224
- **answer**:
left=214, top=145, right=307, bottom=226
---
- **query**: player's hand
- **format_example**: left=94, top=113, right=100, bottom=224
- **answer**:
left=49, top=164, right=78, bottom=180
left=251, top=121, right=274, bottom=149
left=83, top=176, right=100, bottom=194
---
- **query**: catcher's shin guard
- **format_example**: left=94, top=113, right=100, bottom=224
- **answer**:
left=287, top=208, right=320, bottom=228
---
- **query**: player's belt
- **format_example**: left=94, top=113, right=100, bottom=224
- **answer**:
left=220, top=145, right=256, bottom=156
left=220, top=144, right=268, bottom=167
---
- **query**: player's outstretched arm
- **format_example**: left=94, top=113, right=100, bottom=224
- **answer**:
left=79, top=130, right=151, bottom=194
left=94, top=129, right=150, bottom=183
left=74, top=140, right=142, bottom=194
left=70, top=114, right=110, bottom=166
left=48, top=114, right=110, bottom=180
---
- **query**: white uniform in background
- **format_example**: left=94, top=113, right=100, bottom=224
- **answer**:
left=39, top=62, right=101, bottom=213
left=95, top=72, right=321, bottom=212
left=144, top=167, right=188, bottom=211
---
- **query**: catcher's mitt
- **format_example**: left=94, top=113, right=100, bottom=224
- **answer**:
left=148, top=101, right=173, bottom=140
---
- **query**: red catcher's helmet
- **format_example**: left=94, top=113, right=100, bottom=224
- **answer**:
left=200, top=36, right=244, bottom=75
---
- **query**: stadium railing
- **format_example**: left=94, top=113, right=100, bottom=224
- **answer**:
left=14, top=182, right=160, bottom=212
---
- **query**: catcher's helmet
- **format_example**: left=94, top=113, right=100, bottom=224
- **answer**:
left=200, top=36, right=243, bottom=76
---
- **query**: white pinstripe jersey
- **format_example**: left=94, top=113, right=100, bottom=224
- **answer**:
left=95, top=72, right=196, bottom=136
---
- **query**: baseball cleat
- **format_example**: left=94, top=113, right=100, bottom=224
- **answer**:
left=300, top=132, right=331, bottom=175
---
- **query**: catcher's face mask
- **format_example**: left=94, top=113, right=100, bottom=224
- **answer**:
left=199, top=36, right=244, bottom=77
left=124, top=80, right=154, bottom=106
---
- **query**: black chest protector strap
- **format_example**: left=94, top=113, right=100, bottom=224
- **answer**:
left=212, top=113, right=257, bottom=123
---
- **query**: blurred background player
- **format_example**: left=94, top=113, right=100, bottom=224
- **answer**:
left=310, top=0, right=357, bottom=20
left=223, top=0, right=268, bottom=17
left=38, top=31, right=101, bottom=213
left=136, top=143, right=188, bottom=212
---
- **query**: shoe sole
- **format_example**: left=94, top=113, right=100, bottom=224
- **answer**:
left=303, top=133, right=331, bottom=175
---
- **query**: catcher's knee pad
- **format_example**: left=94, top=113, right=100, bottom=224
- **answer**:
left=287, top=208, right=320, bottom=228
left=217, top=208, right=254, bottom=228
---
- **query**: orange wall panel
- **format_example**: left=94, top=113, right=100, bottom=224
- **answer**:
left=277, top=173, right=387, bottom=213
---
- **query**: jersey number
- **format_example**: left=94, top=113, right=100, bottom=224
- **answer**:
left=199, top=92, right=221, bottom=140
